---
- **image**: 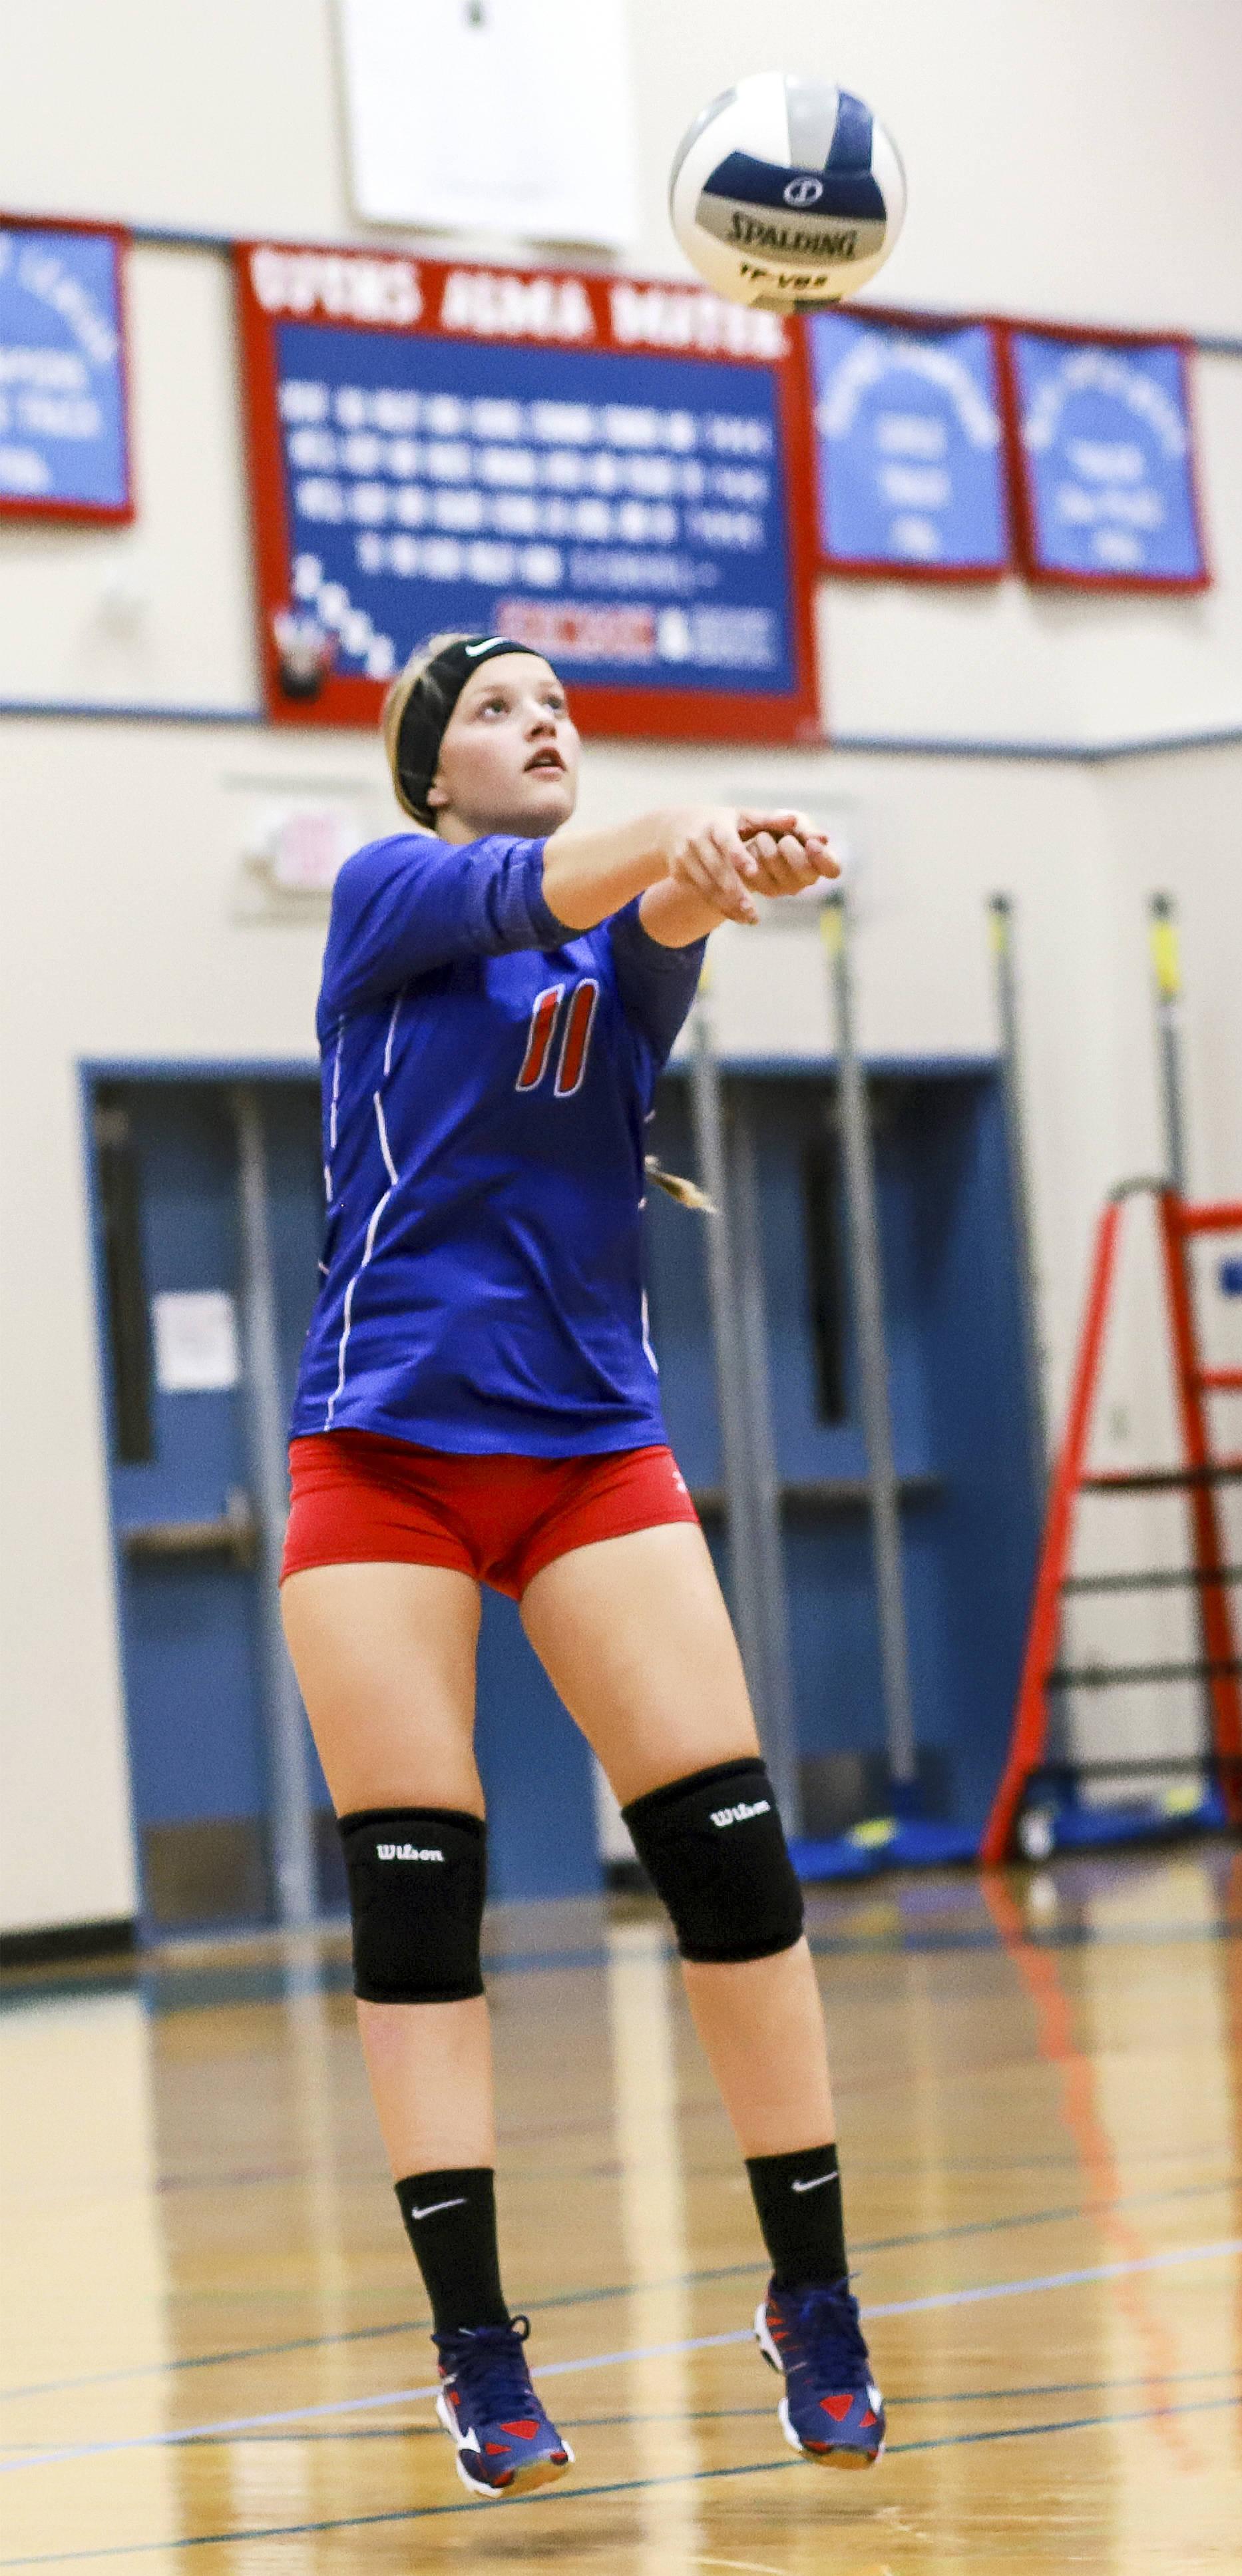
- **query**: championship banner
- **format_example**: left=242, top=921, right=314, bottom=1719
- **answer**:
left=235, top=242, right=819, bottom=738
left=1002, top=326, right=1209, bottom=589
left=807, top=309, right=1010, bottom=578
left=0, top=216, right=132, bottom=521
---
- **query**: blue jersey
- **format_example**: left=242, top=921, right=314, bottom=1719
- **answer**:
left=290, top=832, right=705, bottom=1455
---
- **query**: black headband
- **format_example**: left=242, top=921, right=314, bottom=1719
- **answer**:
left=395, top=635, right=546, bottom=822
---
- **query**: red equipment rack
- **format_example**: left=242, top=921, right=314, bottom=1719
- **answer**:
left=982, top=1182, right=1242, bottom=1863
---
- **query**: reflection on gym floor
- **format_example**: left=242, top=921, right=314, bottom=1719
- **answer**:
left=1, top=1846, right=1239, bottom=2574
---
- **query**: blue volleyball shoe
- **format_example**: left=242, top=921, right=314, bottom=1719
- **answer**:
left=433, top=2315, right=574, bottom=2499
left=755, top=2278, right=885, bottom=2467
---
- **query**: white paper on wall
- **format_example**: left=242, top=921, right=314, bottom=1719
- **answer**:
left=152, top=1292, right=241, bottom=1394
left=337, top=0, right=637, bottom=250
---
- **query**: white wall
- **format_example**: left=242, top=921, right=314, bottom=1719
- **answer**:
left=3, top=0, right=1241, bottom=1933
left=0, top=246, right=258, bottom=712
left=3, top=0, right=1240, bottom=339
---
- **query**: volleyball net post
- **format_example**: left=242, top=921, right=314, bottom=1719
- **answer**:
left=1149, top=893, right=1189, bottom=1198
left=821, top=894, right=918, bottom=1796
left=688, top=981, right=802, bottom=1835
left=989, top=894, right=1048, bottom=1501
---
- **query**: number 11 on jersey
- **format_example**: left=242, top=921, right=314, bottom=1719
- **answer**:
left=517, top=979, right=600, bottom=1099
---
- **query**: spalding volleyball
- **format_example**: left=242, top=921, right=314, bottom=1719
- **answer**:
left=670, top=72, right=906, bottom=311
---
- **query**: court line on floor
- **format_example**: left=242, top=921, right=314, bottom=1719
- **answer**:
left=3, top=2390, right=1241, bottom=2565
left=5, top=2360, right=1201, bottom=2447
left=1, top=2237, right=1237, bottom=2477
left=188, top=2359, right=1242, bottom=2438
left=2, top=2168, right=1235, bottom=2408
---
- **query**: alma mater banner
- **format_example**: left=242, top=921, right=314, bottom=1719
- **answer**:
left=234, top=242, right=820, bottom=739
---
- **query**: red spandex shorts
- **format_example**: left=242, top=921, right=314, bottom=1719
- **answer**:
left=281, top=1431, right=699, bottom=1599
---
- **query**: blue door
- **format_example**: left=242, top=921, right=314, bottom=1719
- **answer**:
left=89, top=1070, right=600, bottom=1928
left=91, top=1077, right=319, bottom=1928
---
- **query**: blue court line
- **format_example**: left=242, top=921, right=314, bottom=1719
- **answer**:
left=2, top=2390, right=1241, bottom=2565
left=1, top=2170, right=1235, bottom=2408
left=1, top=2168, right=1235, bottom=2406
left=1, top=2237, right=1236, bottom=2479
left=12, top=2362, right=1199, bottom=2446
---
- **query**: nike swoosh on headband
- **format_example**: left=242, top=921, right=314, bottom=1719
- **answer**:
left=464, top=636, right=508, bottom=655
left=408, top=2195, right=468, bottom=2220
left=791, top=2173, right=835, bottom=2193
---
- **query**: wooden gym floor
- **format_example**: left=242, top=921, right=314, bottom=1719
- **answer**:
left=1, top=1844, right=1240, bottom=2573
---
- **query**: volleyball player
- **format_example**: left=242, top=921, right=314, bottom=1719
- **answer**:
left=279, top=633, right=885, bottom=2497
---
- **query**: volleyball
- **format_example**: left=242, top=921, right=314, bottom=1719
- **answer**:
left=669, top=72, right=906, bottom=312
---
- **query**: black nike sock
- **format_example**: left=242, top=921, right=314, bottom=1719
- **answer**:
left=745, top=2141, right=848, bottom=2290
left=395, top=2167, right=511, bottom=2334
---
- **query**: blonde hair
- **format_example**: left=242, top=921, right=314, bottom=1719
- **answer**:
left=381, top=631, right=475, bottom=825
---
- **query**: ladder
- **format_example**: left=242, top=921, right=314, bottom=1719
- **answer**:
left=982, top=1182, right=1242, bottom=1863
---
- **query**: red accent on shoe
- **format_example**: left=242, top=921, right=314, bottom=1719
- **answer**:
left=499, top=2420, right=540, bottom=2439
left=820, top=2394, right=854, bottom=2422
left=861, top=2408, right=877, bottom=2428
left=485, top=2441, right=509, bottom=2455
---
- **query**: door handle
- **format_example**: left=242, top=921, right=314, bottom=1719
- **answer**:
left=120, top=1487, right=260, bottom=1571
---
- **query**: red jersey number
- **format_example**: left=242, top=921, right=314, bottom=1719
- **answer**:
left=517, top=979, right=600, bottom=1098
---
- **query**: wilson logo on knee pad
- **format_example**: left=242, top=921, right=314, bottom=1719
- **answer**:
left=710, top=1800, right=771, bottom=1828
left=337, top=1806, right=487, bottom=2005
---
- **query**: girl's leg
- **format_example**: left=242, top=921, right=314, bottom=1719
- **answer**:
left=280, top=1563, right=499, bottom=2272
left=520, top=1519, right=837, bottom=2159
left=283, top=1559, right=575, bottom=2494
left=524, top=1525, right=885, bottom=2469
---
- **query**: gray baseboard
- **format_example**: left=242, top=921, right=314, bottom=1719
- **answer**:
left=0, top=1916, right=137, bottom=1969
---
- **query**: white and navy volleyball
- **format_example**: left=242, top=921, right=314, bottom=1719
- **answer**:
left=670, top=71, right=906, bottom=312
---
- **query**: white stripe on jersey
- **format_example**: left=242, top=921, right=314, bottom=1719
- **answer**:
left=324, top=1088, right=401, bottom=1426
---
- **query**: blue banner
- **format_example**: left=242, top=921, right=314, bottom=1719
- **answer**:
left=0, top=224, right=130, bottom=515
left=807, top=311, right=1008, bottom=573
left=272, top=316, right=797, bottom=698
left=1009, top=331, right=1205, bottom=584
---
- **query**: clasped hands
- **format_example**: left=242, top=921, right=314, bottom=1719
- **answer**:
left=659, top=807, right=840, bottom=927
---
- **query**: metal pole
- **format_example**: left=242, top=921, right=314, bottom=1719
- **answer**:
left=1149, top=894, right=1189, bottom=1196
left=988, top=895, right=1048, bottom=1497
left=821, top=898, right=918, bottom=1790
left=232, top=1083, right=318, bottom=1928
left=730, top=1093, right=802, bottom=1834
left=687, top=991, right=769, bottom=1748
left=1149, top=880, right=1224, bottom=1790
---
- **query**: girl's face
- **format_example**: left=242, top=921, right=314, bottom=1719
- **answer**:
left=427, top=654, right=580, bottom=840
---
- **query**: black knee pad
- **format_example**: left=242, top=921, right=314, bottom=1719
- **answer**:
left=337, top=1807, right=486, bottom=2003
left=622, top=1758, right=804, bottom=1964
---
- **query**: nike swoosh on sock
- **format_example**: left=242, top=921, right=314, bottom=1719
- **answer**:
left=791, top=2173, right=835, bottom=2193
left=408, top=2195, right=468, bottom=2219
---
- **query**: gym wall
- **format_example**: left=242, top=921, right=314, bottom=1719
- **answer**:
left=1, top=0, right=1240, bottom=1938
